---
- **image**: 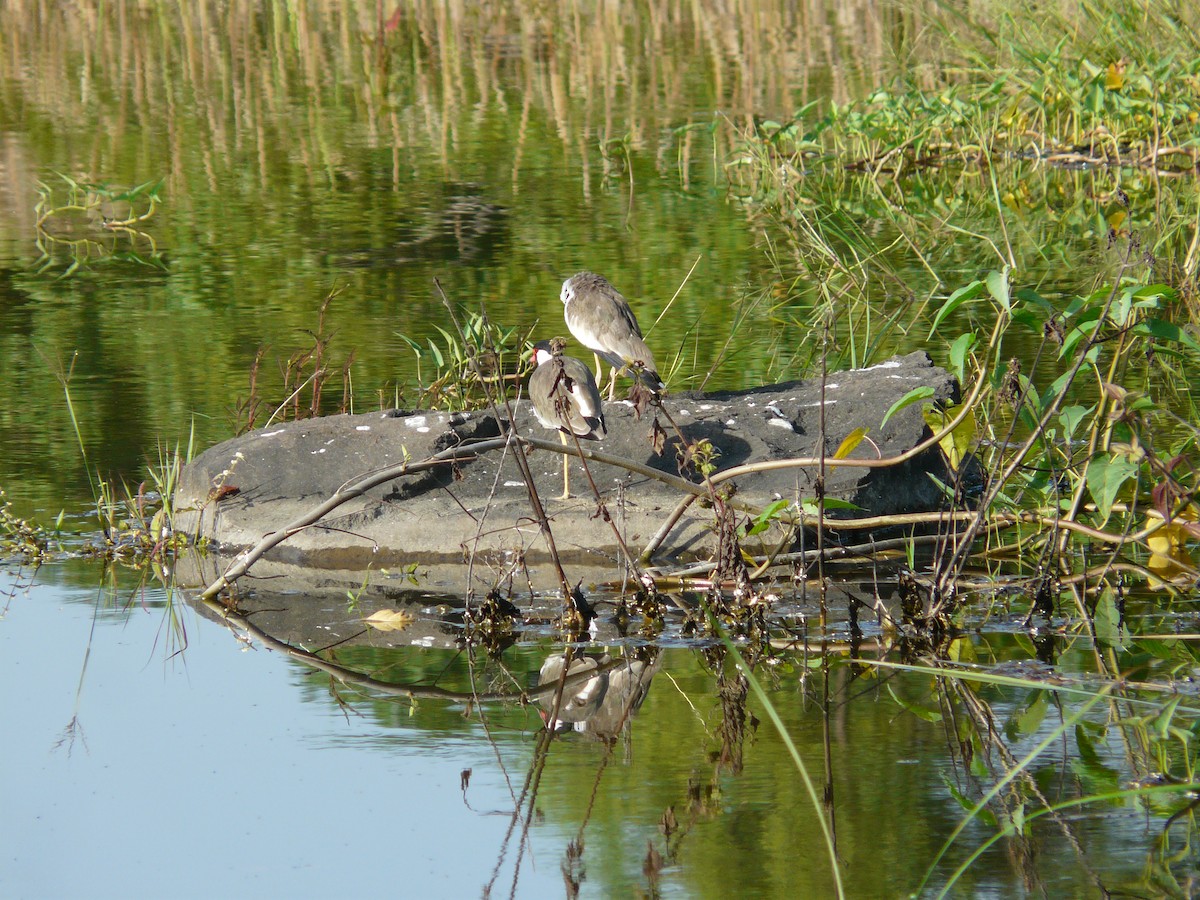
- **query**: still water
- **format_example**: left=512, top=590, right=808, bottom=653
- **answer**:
left=4, top=560, right=1192, bottom=897
left=2, top=2, right=1198, bottom=897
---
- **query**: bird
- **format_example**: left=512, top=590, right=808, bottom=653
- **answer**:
left=560, top=271, right=664, bottom=400
left=528, top=339, right=607, bottom=499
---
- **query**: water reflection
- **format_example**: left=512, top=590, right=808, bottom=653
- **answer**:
left=169, top=573, right=1199, bottom=896
left=537, top=650, right=660, bottom=737
left=4, top=555, right=1199, bottom=895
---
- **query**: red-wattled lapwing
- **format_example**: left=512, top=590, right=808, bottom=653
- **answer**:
left=559, top=271, right=664, bottom=400
left=528, top=339, right=607, bottom=499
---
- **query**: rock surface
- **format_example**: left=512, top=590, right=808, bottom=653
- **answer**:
left=172, top=351, right=961, bottom=593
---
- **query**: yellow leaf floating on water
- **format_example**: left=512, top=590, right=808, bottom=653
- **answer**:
left=363, top=608, right=415, bottom=632
left=1144, top=506, right=1200, bottom=581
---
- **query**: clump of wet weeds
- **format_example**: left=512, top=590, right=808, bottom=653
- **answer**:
left=0, top=490, right=59, bottom=564
left=33, top=173, right=167, bottom=276
left=461, top=588, right=523, bottom=656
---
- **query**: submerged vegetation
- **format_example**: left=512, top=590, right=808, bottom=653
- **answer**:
left=3, top=0, right=1200, bottom=895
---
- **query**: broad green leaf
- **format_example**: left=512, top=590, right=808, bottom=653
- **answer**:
left=1058, top=405, right=1092, bottom=441
left=1014, top=287, right=1054, bottom=311
left=986, top=268, right=1011, bottom=311
left=1004, top=690, right=1048, bottom=740
left=1009, top=308, right=1042, bottom=333
left=880, top=386, right=935, bottom=429
left=432, top=325, right=459, bottom=362
left=942, top=776, right=998, bottom=827
left=1131, top=283, right=1175, bottom=302
left=397, top=333, right=424, bottom=355
left=1132, top=318, right=1200, bottom=353
left=949, top=331, right=976, bottom=380
left=1085, top=453, right=1139, bottom=523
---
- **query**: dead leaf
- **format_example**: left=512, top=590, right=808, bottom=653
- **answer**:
left=363, top=608, right=415, bottom=632
left=650, top=417, right=667, bottom=456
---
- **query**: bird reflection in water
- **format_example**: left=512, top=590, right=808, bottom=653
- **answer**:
left=537, top=652, right=660, bottom=738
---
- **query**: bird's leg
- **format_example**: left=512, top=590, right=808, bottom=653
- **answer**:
left=607, top=366, right=618, bottom=402
left=592, top=353, right=604, bottom=385
left=559, top=431, right=571, bottom=500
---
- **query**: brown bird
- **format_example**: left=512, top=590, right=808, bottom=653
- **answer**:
left=560, top=271, right=664, bottom=399
left=528, top=340, right=607, bottom=499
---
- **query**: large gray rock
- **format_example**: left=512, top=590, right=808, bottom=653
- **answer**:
left=171, top=351, right=961, bottom=593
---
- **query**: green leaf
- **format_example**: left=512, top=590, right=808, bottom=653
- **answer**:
left=1058, top=405, right=1092, bottom=441
left=1085, top=453, right=1139, bottom=524
left=887, top=684, right=942, bottom=722
left=426, top=338, right=444, bottom=368
left=949, top=332, right=976, bottom=380
left=396, top=334, right=424, bottom=356
left=1132, top=319, right=1200, bottom=353
left=1069, top=756, right=1120, bottom=798
left=986, top=268, right=1011, bottom=311
left=1152, top=695, right=1183, bottom=741
left=745, top=499, right=791, bottom=536
left=1014, top=287, right=1054, bottom=311
left=799, top=497, right=863, bottom=515
left=942, top=776, right=998, bottom=827
left=1131, top=283, right=1175, bottom=302
left=1092, top=584, right=1125, bottom=650
left=880, top=386, right=935, bottom=429
left=1004, top=690, right=1048, bottom=740
left=1009, top=308, right=1042, bottom=333
left=928, top=280, right=986, bottom=338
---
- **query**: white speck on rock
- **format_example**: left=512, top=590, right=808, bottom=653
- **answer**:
left=417, top=427, right=430, bottom=433
left=699, top=404, right=713, bottom=411
left=356, top=425, right=371, bottom=431
left=504, top=480, right=526, bottom=488
left=768, top=419, right=794, bottom=431
left=404, top=415, right=428, bottom=428
left=863, top=359, right=902, bottom=371
left=313, top=448, right=327, bottom=454
left=725, top=418, right=737, bottom=426
left=260, top=429, right=285, bottom=438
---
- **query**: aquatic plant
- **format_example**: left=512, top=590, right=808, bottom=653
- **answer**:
left=34, top=173, right=166, bottom=277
